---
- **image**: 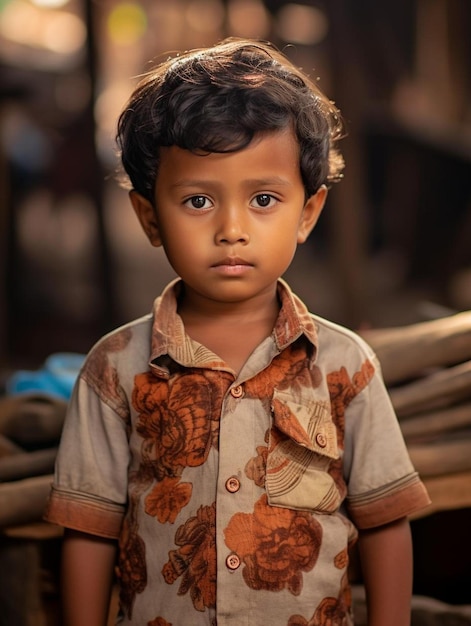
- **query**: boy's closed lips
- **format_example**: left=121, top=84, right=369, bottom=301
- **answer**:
left=210, top=256, right=254, bottom=276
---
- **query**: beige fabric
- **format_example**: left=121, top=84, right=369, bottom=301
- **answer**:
left=45, top=279, right=430, bottom=625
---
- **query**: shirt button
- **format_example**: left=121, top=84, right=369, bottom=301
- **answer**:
left=316, top=432, right=327, bottom=448
left=230, top=385, right=244, bottom=398
left=225, top=476, right=241, bottom=493
left=226, top=554, right=241, bottom=570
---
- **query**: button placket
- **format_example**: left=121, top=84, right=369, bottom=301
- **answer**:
left=230, top=384, right=244, bottom=398
left=225, top=476, right=241, bottom=493
left=226, top=553, right=241, bottom=570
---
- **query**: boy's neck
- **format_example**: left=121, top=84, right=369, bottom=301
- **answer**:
left=177, top=283, right=280, bottom=324
left=177, top=284, right=281, bottom=375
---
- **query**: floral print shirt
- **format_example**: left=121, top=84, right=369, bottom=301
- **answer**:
left=45, top=279, right=430, bottom=625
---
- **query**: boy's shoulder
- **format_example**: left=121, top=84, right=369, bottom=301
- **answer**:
left=77, top=312, right=155, bottom=410
left=91, top=311, right=153, bottom=354
left=308, top=311, right=377, bottom=366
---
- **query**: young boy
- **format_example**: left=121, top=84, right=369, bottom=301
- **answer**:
left=45, top=38, right=430, bottom=626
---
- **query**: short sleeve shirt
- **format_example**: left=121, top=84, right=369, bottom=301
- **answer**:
left=45, top=279, right=430, bottom=626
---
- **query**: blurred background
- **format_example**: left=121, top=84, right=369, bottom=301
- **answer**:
left=1, top=2, right=471, bottom=624
left=1, top=0, right=470, bottom=371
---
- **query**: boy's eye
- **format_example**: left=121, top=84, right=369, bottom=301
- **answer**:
left=252, top=194, right=275, bottom=208
left=185, top=196, right=212, bottom=210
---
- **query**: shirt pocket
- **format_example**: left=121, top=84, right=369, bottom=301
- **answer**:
left=266, top=388, right=341, bottom=514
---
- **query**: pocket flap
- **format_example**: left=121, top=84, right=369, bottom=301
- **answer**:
left=271, top=389, right=339, bottom=460
left=266, top=390, right=342, bottom=513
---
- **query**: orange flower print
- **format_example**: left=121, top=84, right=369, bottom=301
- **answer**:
left=245, top=343, right=321, bottom=401
left=312, top=596, right=349, bottom=625
left=245, top=444, right=268, bottom=487
left=353, top=360, right=375, bottom=391
left=288, top=597, right=349, bottom=626
left=134, top=373, right=211, bottom=468
left=145, top=477, right=192, bottom=524
left=82, top=327, right=132, bottom=418
left=224, top=495, right=322, bottom=595
left=334, top=548, right=349, bottom=570
left=244, top=427, right=282, bottom=488
left=148, top=618, right=172, bottom=626
left=288, top=572, right=352, bottom=625
left=133, top=371, right=227, bottom=480
left=117, top=508, right=147, bottom=619
left=327, top=360, right=374, bottom=440
left=162, top=503, right=216, bottom=612
left=287, top=615, right=308, bottom=626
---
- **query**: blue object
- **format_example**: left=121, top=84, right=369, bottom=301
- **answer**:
left=6, top=352, right=86, bottom=400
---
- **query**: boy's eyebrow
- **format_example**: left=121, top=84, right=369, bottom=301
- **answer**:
left=170, top=176, right=293, bottom=189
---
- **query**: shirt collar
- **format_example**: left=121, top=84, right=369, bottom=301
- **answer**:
left=273, top=278, right=318, bottom=353
left=149, top=278, right=318, bottom=376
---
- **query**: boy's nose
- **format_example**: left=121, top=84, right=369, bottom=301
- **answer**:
left=214, top=207, right=250, bottom=245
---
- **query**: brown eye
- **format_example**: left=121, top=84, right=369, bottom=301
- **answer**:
left=253, top=194, right=275, bottom=208
left=191, top=196, right=206, bottom=209
left=184, top=195, right=211, bottom=210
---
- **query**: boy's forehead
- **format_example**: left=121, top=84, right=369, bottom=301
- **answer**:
left=158, top=128, right=299, bottom=163
left=155, top=129, right=302, bottom=187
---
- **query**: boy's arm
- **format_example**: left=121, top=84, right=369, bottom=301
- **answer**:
left=61, top=528, right=117, bottom=626
left=357, top=516, right=413, bottom=626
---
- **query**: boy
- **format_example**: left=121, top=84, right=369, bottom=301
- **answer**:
left=45, top=38, right=430, bottom=625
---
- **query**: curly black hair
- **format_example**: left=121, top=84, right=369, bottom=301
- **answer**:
left=116, top=37, right=344, bottom=202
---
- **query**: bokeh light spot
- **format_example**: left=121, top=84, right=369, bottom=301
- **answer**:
left=186, top=0, right=224, bottom=34
left=276, top=3, right=328, bottom=45
left=227, top=0, right=271, bottom=39
left=107, top=2, right=147, bottom=46
left=30, top=0, right=69, bottom=7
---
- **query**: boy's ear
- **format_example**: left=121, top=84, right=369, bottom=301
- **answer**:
left=297, top=185, right=328, bottom=244
left=130, top=191, right=162, bottom=247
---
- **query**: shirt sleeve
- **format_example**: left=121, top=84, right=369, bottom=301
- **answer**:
left=343, top=353, right=431, bottom=529
left=44, top=373, right=130, bottom=539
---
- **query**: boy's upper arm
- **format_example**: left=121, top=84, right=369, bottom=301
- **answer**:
left=341, top=356, right=431, bottom=528
left=44, top=372, right=130, bottom=539
left=312, top=317, right=431, bottom=528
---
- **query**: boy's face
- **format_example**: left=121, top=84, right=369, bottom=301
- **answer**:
left=131, top=129, right=326, bottom=310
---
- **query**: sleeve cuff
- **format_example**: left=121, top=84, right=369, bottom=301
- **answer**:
left=347, top=473, right=432, bottom=529
left=43, top=486, right=124, bottom=539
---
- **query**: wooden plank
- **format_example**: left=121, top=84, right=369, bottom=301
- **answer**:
left=361, top=311, right=471, bottom=384
left=410, top=471, right=471, bottom=518
left=0, top=394, right=65, bottom=447
left=0, top=447, right=57, bottom=482
left=352, top=584, right=471, bottom=625
left=400, top=402, right=471, bottom=442
left=0, top=475, right=52, bottom=528
left=0, top=433, right=23, bottom=457
left=1, top=522, right=62, bottom=541
left=389, top=360, right=471, bottom=417
left=408, top=439, right=471, bottom=477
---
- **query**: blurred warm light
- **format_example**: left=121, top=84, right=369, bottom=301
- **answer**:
left=30, top=0, right=70, bottom=7
left=227, top=0, right=271, bottom=39
left=54, top=72, right=91, bottom=113
left=0, top=1, right=36, bottom=43
left=0, top=0, right=85, bottom=54
left=276, top=3, right=328, bottom=45
left=186, top=0, right=224, bottom=34
left=145, top=3, right=186, bottom=50
left=95, top=81, right=130, bottom=131
left=107, top=2, right=147, bottom=46
left=43, top=12, right=86, bottom=53
left=95, top=80, right=132, bottom=162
